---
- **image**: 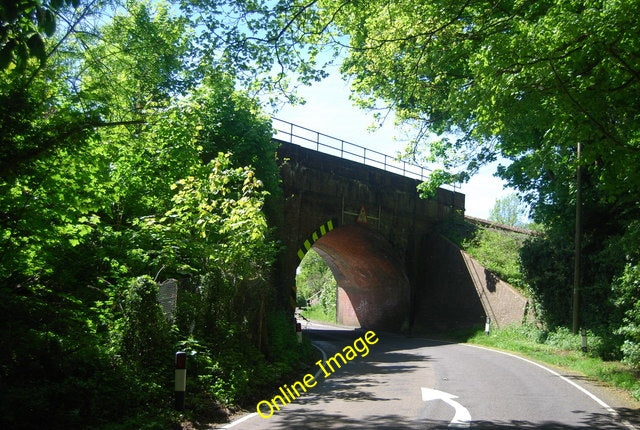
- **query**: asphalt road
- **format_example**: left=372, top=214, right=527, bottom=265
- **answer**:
left=222, top=322, right=640, bottom=429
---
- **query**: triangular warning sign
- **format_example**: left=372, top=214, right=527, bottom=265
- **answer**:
left=356, top=205, right=368, bottom=224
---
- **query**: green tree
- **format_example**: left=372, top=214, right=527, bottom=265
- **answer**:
left=0, top=0, right=79, bottom=70
left=238, top=0, right=640, bottom=362
left=232, top=0, right=640, bottom=207
left=615, top=260, right=640, bottom=368
left=0, top=1, right=292, bottom=427
left=80, top=1, right=196, bottom=120
left=489, top=194, right=528, bottom=228
left=296, top=249, right=337, bottom=319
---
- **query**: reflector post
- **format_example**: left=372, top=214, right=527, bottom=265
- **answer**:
left=175, top=351, right=187, bottom=411
left=176, top=351, right=186, bottom=369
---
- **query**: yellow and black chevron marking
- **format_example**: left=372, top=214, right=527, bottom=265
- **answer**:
left=296, top=219, right=335, bottom=261
left=291, top=219, right=336, bottom=310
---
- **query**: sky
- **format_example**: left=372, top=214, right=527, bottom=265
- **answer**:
left=266, top=72, right=517, bottom=220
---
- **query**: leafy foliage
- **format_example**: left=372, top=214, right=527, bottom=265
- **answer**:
left=520, top=231, right=575, bottom=328
left=489, top=194, right=529, bottom=228
left=463, top=228, right=528, bottom=292
left=439, top=219, right=528, bottom=292
left=520, top=214, right=639, bottom=361
left=296, top=248, right=337, bottom=320
left=0, top=1, right=304, bottom=428
left=612, top=222, right=640, bottom=367
left=0, top=0, right=79, bottom=70
left=615, top=265, right=640, bottom=367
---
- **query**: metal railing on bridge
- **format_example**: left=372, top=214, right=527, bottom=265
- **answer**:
left=272, top=117, right=433, bottom=183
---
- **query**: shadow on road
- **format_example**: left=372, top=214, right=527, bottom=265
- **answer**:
left=290, top=326, right=640, bottom=430
left=298, top=326, right=436, bottom=406
left=261, top=410, right=638, bottom=429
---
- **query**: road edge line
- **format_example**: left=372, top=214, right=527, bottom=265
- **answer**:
left=221, top=342, right=328, bottom=429
left=312, top=342, right=329, bottom=380
left=465, top=343, right=638, bottom=430
left=220, top=412, right=257, bottom=429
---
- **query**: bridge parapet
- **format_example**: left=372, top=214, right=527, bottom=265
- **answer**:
left=276, top=140, right=464, bottom=241
left=273, top=118, right=458, bottom=191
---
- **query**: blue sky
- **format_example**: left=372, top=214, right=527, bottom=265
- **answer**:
left=268, top=72, right=516, bottom=220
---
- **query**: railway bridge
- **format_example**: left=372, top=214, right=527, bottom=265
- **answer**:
left=273, top=119, right=529, bottom=331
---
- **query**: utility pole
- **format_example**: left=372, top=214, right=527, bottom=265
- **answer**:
left=572, top=141, right=583, bottom=334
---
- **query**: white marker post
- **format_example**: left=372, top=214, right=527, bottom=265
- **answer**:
left=484, top=317, right=491, bottom=336
left=175, top=351, right=187, bottom=411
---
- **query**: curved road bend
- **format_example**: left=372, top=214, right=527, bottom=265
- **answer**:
left=223, top=322, right=640, bottom=429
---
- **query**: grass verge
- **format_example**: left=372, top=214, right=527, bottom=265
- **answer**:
left=461, top=324, right=640, bottom=401
left=300, top=305, right=336, bottom=324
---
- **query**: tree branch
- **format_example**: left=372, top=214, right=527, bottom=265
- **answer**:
left=0, top=118, right=146, bottom=179
left=549, top=62, right=623, bottom=148
left=25, top=0, right=102, bottom=89
left=607, top=44, right=640, bottom=85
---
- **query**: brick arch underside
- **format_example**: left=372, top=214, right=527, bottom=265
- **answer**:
left=312, top=224, right=410, bottom=330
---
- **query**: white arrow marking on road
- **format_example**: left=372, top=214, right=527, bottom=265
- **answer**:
left=421, top=387, right=471, bottom=429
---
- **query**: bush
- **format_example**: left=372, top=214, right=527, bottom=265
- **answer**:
left=0, top=281, right=174, bottom=430
left=462, top=228, right=528, bottom=290
left=118, top=276, right=174, bottom=370
left=296, top=249, right=337, bottom=318
left=176, top=310, right=314, bottom=411
left=520, top=233, right=574, bottom=328
left=437, top=219, right=528, bottom=291
left=265, top=311, right=314, bottom=375
left=614, top=263, right=640, bottom=368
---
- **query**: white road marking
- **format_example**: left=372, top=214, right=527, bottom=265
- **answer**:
left=220, top=412, right=257, bottom=428
left=465, top=344, right=638, bottom=430
left=312, top=341, right=329, bottom=379
left=421, top=387, right=471, bottom=428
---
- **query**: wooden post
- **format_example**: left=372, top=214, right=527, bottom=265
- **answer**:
left=572, top=141, right=583, bottom=334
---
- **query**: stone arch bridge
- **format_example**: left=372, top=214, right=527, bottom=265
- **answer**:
left=272, top=119, right=529, bottom=332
